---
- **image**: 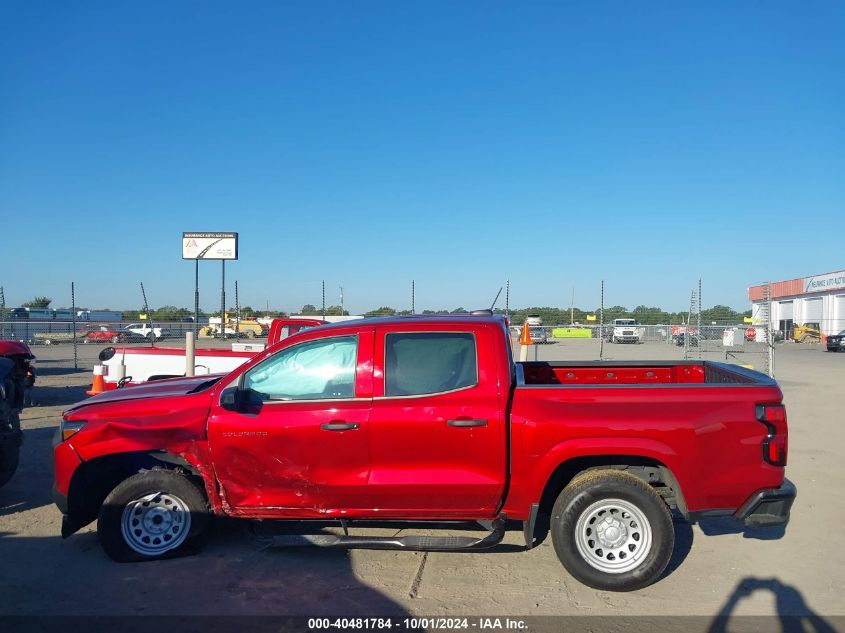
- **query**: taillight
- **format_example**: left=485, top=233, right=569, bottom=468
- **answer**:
left=756, top=404, right=788, bottom=466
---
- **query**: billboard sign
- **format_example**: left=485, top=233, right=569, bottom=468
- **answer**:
left=182, top=232, right=238, bottom=260
left=803, top=269, right=845, bottom=294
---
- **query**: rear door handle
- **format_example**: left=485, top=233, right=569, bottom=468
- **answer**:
left=447, top=419, right=488, bottom=428
left=320, top=422, right=359, bottom=431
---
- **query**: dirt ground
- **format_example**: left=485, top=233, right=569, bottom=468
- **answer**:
left=1, top=338, right=842, bottom=628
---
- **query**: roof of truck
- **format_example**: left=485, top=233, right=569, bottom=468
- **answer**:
left=317, top=313, right=508, bottom=331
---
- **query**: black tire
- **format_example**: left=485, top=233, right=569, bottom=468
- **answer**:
left=146, top=333, right=155, bottom=342
left=0, top=435, right=20, bottom=488
left=97, top=469, right=209, bottom=562
left=246, top=329, right=255, bottom=339
left=551, top=469, right=674, bottom=591
left=0, top=402, right=21, bottom=489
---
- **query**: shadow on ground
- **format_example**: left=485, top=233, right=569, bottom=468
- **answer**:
left=0, top=426, right=56, bottom=517
left=709, top=577, right=838, bottom=632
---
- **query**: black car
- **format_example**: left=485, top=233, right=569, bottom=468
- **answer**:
left=826, top=330, right=845, bottom=352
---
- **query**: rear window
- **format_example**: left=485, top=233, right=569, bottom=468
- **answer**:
left=385, top=332, right=477, bottom=397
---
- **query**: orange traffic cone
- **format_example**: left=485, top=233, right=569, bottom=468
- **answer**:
left=520, top=322, right=533, bottom=346
left=86, top=364, right=106, bottom=396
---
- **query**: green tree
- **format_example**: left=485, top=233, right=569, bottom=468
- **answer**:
left=300, top=304, right=320, bottom=315
left=364, top=306, right=396, bottom=317
left=152, top=305, right=194, bottom=320
left=23, top=296, right=52, bottom=308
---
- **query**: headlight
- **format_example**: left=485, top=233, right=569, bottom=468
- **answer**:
left=60, top=418, right=86, bottom=441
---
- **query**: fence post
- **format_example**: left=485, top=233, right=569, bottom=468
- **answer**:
left=71, top=282, right=78, bottom=370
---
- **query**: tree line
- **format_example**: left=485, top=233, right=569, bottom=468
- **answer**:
left=7, top=296, right=751, bottom=325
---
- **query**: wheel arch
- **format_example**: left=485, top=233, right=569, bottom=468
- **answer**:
left=538, top=454, right=688, bottom=518
left=63, top=450, right=205, bottom=537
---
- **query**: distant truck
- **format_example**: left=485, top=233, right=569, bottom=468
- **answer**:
left=607, top=319, right=641, bottom=344
left=96, top=318, right=325, bottom=389
left=199, top=317, right=268, bottom=339
left=77, top=310, right=124, bottom=322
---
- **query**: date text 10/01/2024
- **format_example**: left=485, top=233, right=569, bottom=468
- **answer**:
left=308, top=618, right=528, bottom=630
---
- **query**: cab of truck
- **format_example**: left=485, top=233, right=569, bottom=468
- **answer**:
left=608, top=318, right=641, bottom=343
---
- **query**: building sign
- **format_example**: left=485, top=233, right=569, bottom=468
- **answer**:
left=803, top=270, right=845, bottom=294
left=182, top=232, right=239, bottom=260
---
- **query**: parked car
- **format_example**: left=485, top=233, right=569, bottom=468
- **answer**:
left=0, top=341, right=35, bottom=487
left=81, top=325, right=129, bottom=344
left=123, top=323, right=171, bottom=341
left=826, top=330, right=845, bottom=352
left=94, top=319, right=327, bottom=389
left=674, top=332, right=698, bottom=347
left=529, top=326, right=549, bottom=344
left=55, top=314, right=794, bottom=592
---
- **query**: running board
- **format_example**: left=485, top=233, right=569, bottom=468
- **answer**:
left=268, top=516, right=506, bottom=552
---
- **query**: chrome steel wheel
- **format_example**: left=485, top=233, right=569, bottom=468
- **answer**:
left=120, top=491, right=192, bottom=556
left=574, top=498, right=652, bottom=574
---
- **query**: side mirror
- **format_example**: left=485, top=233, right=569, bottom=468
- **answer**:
left=220, top=386, right=241, bottom=411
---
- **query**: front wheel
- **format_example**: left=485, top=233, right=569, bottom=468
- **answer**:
left=97, top=469, right=209, bottom=562
left=551, top=469, right=674, bottom=591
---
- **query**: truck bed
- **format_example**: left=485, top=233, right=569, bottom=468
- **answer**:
left=518, top=360, right=764, bottom=386
left=507, top=360, right=782, bottom=517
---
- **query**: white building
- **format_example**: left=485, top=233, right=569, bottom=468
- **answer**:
left=749, top=269, right=845, bottom=336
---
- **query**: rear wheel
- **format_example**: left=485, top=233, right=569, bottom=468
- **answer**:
left=551, top=469, right=674, bottom=591
left=97, top=469, right=209, bottom=562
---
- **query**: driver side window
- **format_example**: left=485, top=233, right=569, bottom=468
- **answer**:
left=243, top=336, right=358, bottom=401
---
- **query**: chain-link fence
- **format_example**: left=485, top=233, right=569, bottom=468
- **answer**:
left=1, top=278, right=788, bottom=377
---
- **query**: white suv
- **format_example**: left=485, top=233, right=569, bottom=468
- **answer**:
left=123, top=323, right=171, bottom=341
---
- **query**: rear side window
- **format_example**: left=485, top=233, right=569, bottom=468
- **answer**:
left=384, top=332, right=477, bottom=397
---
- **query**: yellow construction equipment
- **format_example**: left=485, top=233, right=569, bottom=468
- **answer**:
left=793, top=322, right=821, bottom=343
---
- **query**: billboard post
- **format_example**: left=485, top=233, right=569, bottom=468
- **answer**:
left=182, top=232, right=238, bottom=339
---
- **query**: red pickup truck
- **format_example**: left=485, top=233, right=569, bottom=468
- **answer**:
left=53, top=314, right=795, bottom=591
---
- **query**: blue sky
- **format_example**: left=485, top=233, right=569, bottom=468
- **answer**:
left=2, top=2, right=842, bottom=314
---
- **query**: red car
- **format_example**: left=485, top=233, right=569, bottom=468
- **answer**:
left=54, top=315, right=794, bottom=591
left=79, top=324, right=143, bottom=344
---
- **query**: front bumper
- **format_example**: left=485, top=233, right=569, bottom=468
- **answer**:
left=734, top=479, right=796, bottom=528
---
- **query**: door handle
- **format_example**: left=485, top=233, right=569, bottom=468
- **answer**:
left=447, top=419, right=488, bottom=428
left=320, top=422, right=359, bottom=431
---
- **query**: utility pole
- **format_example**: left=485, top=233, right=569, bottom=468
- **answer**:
left=505, top=279, right=510, bottom=316
left=411, top=280, right=415, bottom=314
left=570, top=286, right=575, bottom=325
left=340, top=286, right=344, bottom=316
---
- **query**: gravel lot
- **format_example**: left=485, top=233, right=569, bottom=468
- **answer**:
left=1, top=338, right=842, bottom=628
